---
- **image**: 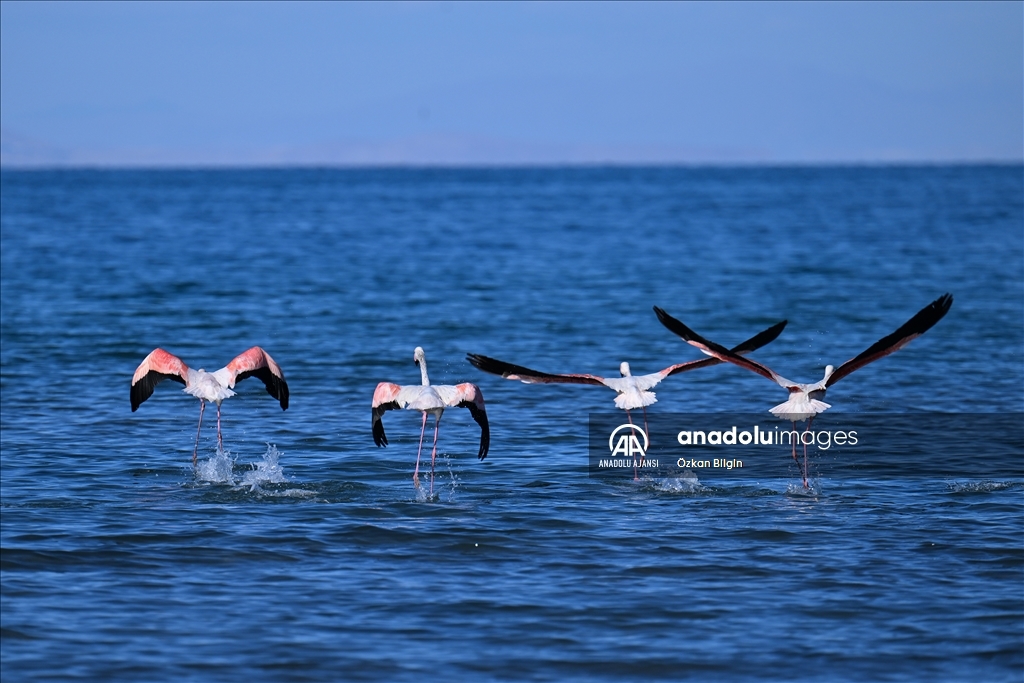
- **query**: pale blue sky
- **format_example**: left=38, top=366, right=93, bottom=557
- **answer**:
left=1, top=1, right=1021, bottom=166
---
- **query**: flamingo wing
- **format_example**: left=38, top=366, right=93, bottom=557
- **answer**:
left=653, top=307, right=788, bottom=386
left=371, top=382, right=405, bottom=448
left=440, top=383, right=490, bottom=460
left=131, top=348, right=190, bottom=411
left=466, top=353, right=606, bottom=386
left=826, top=293, right=953, bottom=387
left=224, top=346, right=289, bottom=409
left=659, top=319, right=789, bottom=377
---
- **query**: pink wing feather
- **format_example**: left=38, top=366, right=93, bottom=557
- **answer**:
left=224, top=346, right=289, bottom=409
left=371, top=382, right=404, bottom=448
left=130, top=348, right=190, bottom=411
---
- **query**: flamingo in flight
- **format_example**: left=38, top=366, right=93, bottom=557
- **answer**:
left=372, top=347, right=489, bottom=493
left=131, top=347, right=289, bottom=466
left=654, top=293, right=953, bottom=487
left=466, top=319, right=787, bottom=478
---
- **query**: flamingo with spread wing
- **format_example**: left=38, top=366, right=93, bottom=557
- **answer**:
left=131, top=346, right=289, bottom=466
left=654, top=294, right=953, bottom=487
left=372, top=347, right=489, bottom=493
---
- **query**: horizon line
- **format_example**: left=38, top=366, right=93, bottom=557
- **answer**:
left=2, top=159, right=1021, bottom=172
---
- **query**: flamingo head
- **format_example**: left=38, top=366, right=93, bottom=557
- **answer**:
left=413, top=346, right=425, bottom=367
left=823, top=364, right=835, bottom=382
left=619, top=361, right=631, bottom=377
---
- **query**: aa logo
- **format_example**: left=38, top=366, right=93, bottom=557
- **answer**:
left=608, top=424, right=648, bottom=458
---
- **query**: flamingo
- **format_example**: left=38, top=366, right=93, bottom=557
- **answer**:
left=372, top=347, right=489, bottom=493
left=654, top=293, right=953, bottom=487
left=131, top=347, right=289, bottom=466
left=466, top=319, right=787, bottom=479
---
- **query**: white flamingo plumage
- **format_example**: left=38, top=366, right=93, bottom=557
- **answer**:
left=467, top=320, right=786, bottom=423
left=467, top=320, right=786, bottom=479
left=654, top=294, right=953, bottom=487
left=131, top=346, right=289, bottom=466
left=372, top=347, right=489, bottom=493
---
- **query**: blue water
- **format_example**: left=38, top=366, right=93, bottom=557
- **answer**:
left=2, top=166, right=1022, bottom=682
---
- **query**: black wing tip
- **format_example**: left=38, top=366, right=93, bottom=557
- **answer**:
left=462, top=400, right=489, bottom=460
left=477, top=420, right=490, bottom=460
left=907, top=292, right=954, bottom=335
left=266, top=374, right=289, bottom=410
left=130, top=377, right=154, bottom=412
left=757, top=319, right=789, bottom=345
left=923, top=292, right=953, bottom=314
left=477, top=431, right=490, bottom=460
left=466, top=353, right=515, bottom=377
left=372, top=424, right=388, bottom=448
left=466, top=353, right=495, bottom=369
left=371, top=407, right=389, bottom=448
left=652, top=306, right=702, bottom=342
left=733, top=319, right=788, bottom=353
left=237, top=367, right=289, bottom=409
left=278, top=381, right=290, bottom=410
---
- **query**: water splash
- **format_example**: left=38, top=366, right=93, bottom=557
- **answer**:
left=441, top=454, right=460, bottom=503
left=412, top=454, right=459, bottom=503
left=785, top=479, right=822, bottom=497
left=240, top=444, right=288, bottom=490
left=193, top=444, right=289, bottom=490
left=196, top=446, right=236, bottom=484
left=946, top=480, right=1017, bottom=494
left=414, top=484, right=436, bottom=503
left=652, top=469, right=704, bottom=493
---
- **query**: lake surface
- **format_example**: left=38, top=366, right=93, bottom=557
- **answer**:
left=2, top=166, right=1022, bottom=681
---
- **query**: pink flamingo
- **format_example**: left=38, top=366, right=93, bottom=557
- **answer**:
left=372, top=347, right=489, bottom=493
left=654, top=294, right=953, bottom=487
left=131, top=347, right=289, bottom=465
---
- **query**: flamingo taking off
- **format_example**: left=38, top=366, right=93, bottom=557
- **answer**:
left=372, top=347, right=489, bottom=493
left=654, top=293, right=953, bottom=487
left=466, top=319, right=786, bottom=478
left=131, top=347, right=289, bottom=466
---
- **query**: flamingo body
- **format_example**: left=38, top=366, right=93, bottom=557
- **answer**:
left=466, top=319, right=788, bottom=414
left=184, top=369, right=237, bottom=404
left=372, top=347, right=489, bottom=491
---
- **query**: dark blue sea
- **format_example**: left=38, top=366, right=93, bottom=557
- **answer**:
left=2, top=166, right=1022, bottom=682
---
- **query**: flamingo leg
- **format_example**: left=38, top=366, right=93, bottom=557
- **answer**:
left=429, top=413, right=442, bottom=497
left=791, top=421, right=799, bottom=464
left=193, top=400, right=206, bottom=468
left=625, top=409, right=639, bottom=481
left=413, top=411, right=428, bottom=487
left=802, top=417, right=814, bottom=489
left=640, top=405, right=650, bottom=472
left=216, top=402, right=224, bottom=454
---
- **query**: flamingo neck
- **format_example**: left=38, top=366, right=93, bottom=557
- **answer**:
left=418, top=359, right=430, bottom=386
